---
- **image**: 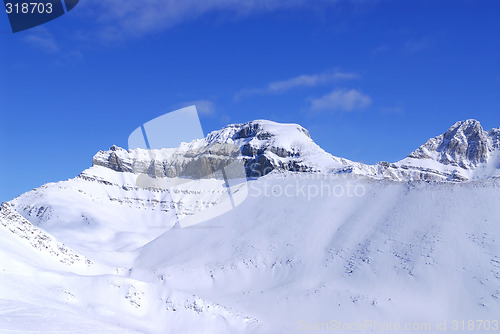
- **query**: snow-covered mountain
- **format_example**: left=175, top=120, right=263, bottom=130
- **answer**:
left=391, top=119, right=500, bottom=181
left=92, top=120, right=353, bottom=178
left=409, top=119, right=491, bottom=168
left=1, top=119, right=500, bottom=333
left=343, top=119, right=500, bottom=182
left=92, top=119, right=500, bottom=182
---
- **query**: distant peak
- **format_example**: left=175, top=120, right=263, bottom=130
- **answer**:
left=109, top=145, right=126, bottom=152
left=445, top=119, right=483, bottom=136
left=202, top=120, right=312, bottom=145
left=454, top=119, right=481, bottom=126
left=229, top=120, right=310, bottom=140
left=408, top=119, right=490, bottom=169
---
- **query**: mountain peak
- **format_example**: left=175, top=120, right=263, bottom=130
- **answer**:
left=204, top=120, right=311, bottom=144
left=92, top=119, right=346, bottom=179
left=109, top=144, right=126, bottom=152
left=408, top=119, right=490, bottom=169
left=446, top=119, right=483, bottom=136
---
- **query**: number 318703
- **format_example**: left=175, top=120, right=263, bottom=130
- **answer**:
left=5, top=2, right=53, bottom=14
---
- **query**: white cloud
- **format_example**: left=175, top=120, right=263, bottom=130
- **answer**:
left=309, top=88, right=372, bottom=112
left=80, top=0, right=340, bottom=41
left=179, top=100, right=216, bottom=115
left=405, top=38, right=430, bottom=54
left=23, top=28, right=60, bottom=53
left=268, top=70, right=359, bottom=92
left=235, top=69, right=359, bottom=100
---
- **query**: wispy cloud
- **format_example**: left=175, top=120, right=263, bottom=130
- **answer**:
left=268, top=70, right=359, bottom=92
left=371, top=45, right=389, bottom=56
left=405, top=38, right=431, bottom=54
left=23, top=27, right=60, bottom=53
left=309, top=88, right=372, bottom=112
left=80, top=0, right=340, bottom=42
left=380, top=106, right=404, bottom=114
left=178, top=100, right=216, bottom=115
left=54, top=50, right=84, bottom=66
left=235, top=69, right=359, bottom=100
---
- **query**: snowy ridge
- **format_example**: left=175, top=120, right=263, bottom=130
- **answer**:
left=9, top=165, right=244, bottom=266
left=390, top=119, right=500, bottom=181
left=328, top=119, right=500, bottom=182
left=93, top=120, right=354, bottom=178
left=0, top=202, right=92, bottom=267
left=93, top=119, right=500, bottom=182
left=202, top=120, right=354, bottom=174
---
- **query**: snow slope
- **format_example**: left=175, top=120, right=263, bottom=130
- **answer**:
left=0, top=203, right=143, bottom=333
left=0, top=201, right=260, bottom=333
left=4, top=175, right=500, bottom=333
left=130, top=175, right=500, bottom=333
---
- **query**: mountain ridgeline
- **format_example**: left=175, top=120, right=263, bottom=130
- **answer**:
left=93, top=119, right=500, bottom=182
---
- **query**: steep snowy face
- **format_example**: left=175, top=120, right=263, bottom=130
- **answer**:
left=92, top=144, right=244, bottom=179
left=408, top=119, right=491, bottom=169
left=489, top=126, right=500, bottom=150
left=93, top=120, right=350, bottom=178
left=212, top=120, right=353, bottom=175
left=0, top=202, right=92, bottom=269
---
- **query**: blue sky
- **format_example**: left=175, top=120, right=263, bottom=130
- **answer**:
left=0, top=0, right=499, bottom=201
